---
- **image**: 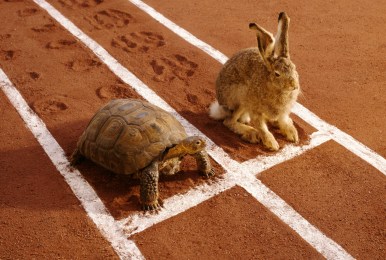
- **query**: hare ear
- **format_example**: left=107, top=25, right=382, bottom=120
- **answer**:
left=249, top=23, right=275, bottom=64
left=274, top=12, right=290, bottom=58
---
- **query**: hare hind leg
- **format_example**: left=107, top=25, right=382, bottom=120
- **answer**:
left=223, top=107, right=260, bottom=144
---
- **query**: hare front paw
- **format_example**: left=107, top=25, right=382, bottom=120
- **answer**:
left=262, top=132, right=280, bottom=151
left=283, top=125, right=299, bottom=143
left=264, top=138, right=280, bottom=151
left=277, top=116, right=299, bottom=143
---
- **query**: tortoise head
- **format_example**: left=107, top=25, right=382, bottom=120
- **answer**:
left=163, top=136, right=206, bottom=160
left=181, top=136, right=206, bottom=154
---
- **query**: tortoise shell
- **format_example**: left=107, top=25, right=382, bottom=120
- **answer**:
left=76, top=99, right=187, bottom=174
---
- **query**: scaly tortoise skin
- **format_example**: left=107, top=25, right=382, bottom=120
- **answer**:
left=71, top=99, right=214, bottom=210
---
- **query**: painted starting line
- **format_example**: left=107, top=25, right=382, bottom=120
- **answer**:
left=4, top=0, right=383, bottom=258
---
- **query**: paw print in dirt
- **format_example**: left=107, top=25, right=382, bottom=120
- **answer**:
left=150, top=54, right=198, bottom=84
left=46, top=39, right=78, bottom=50
left=0, top=34, right=11, bottom=41
left=17, top=8, right=39, bottom=17
left=0, top=50, right=19, bottom=61
left=31, top=95, right=69, bottom=116
left=66, top=58, right=102, bottom=72
left=96, top=83, right=142, bottom=100
left=0, top=36, right=19, bottom=61
left=111, top=31, right=165, bottom=53
left=131, top=31, right=166, bottom=50
left=58, top=0, right=103, bottom=8
left=31, top=23, right=57, bottom=33
left=29, top=71, right=41, bottom=81
left=86, top=9, right=134, bottom=30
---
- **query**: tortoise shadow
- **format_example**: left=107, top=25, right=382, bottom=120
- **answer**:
left=51, top=119, right=224, bottom=219
left=72, top=151, right=224, bottom=219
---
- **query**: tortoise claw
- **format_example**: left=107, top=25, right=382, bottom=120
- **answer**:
left=201, top=168, right=215, bottom=179
left=141, top=200, right=162, bottom=211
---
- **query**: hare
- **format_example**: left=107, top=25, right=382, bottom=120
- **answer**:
left=209, top=12, right=300, bottom=151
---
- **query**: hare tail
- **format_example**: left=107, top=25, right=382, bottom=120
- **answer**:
left=209, top=100, right=230, bottom=120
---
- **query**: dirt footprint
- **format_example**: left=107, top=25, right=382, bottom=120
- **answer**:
left=17, top=8, right=39, bottom=17
left=31, top=23, right=56, bottom=33
left=86, top=9, right=134, bottom=30
left=59, top=0, right=103, bottom=8
left=46, top=39, right=77, bottom=49
left=96, top=84, right=142, bottom=100
left=29, top=72, right=40, bottom=80
left=112, top=31, right=165, bottom=53
left=0, top=50, right=19, bottom=61
left=66, top=58, right=102, bottom=72
left=0, top=34, right=11, bottom=40
left=111, top=35, right=138, bottom=52
left=31, top=96, right=69, bottom=116
left=130, top=31, right=165, bottom=49
left=150, top=54, right=198, bottom=84
left=186, top=93, right=199, bottom=104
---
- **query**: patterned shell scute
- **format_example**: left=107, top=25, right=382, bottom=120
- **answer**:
left=78, top=99, right=187, bottom=175
left=83, top=110, right=111, bottom=142
left=96, top=117, right=125, bottom=150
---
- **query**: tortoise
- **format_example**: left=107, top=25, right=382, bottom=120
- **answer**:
left=70, top=98, right=214, bottom=210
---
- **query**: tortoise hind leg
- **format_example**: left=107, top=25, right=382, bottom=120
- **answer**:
left=70, top=148, right=84, bottom=166
left=140, top=160, right=161, bottom=211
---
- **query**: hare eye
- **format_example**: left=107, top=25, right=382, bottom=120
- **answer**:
left=274, top=71, right=281, bottom=77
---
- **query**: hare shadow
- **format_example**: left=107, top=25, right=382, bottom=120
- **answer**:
left=179, top=110, right=311, bottom=162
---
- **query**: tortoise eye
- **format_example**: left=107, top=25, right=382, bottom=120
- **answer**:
left=274, top=71, right=281, bottom=77
left=196, top=141, right=201, bottom=145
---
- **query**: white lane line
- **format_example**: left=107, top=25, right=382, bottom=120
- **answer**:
left=120, top=177, right=234, bottom=236
left=129, top=0, right=386, bottom=176
left=293, top=103, right=386, bottom=174
left=0, top=69, right=144, bottom=260
left=239, top=176, right=354, bottom=260
left=242, top=131, right=332, bottom=175
left=32, top=0, right=354, bottom=258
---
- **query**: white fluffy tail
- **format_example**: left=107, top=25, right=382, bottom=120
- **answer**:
left=209, top=100, right=230, bottom=120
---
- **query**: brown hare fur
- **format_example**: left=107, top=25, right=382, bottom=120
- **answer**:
left=209, top=12, right=300, bottom=151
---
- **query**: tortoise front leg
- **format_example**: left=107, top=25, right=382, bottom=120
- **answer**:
left=139, top=161, right=161, bottom=211
left=194, top=150, right=215, bottom=178
left=70, top=147, right=84, bottom=166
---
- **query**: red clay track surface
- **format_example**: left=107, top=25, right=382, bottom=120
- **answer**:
left=0, top=0, right=385, bottom=259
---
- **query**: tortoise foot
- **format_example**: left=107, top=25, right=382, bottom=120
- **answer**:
left=201, top=168, right=215, bottom=179
left=141, top=200, right=161, bottom=211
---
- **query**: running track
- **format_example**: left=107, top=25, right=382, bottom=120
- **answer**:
left=1, top=0, right=385, bottom=259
